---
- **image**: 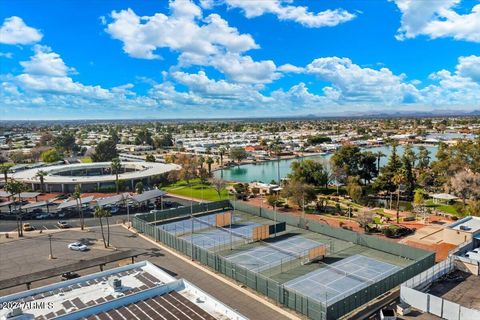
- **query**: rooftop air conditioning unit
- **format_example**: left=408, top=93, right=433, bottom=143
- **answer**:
left=108, top=277, right=122, bottom=291
left=5, top=308, right=23, bottom=319
left=460, top=226, right=470, bottom=231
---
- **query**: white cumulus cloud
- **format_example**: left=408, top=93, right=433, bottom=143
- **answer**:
left=392, top=0, right=480, bottom=42
left=221, top=0, right=356, bottom=28
left=0, top=16, right=43, bottom=45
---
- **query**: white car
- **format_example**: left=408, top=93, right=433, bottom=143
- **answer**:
left=68, top=242, right=88, bottom=251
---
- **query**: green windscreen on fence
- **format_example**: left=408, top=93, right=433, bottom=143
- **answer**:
left=132, top=199, right=434, bottom=320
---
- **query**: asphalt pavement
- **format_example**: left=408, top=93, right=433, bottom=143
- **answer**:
left=0, top=195, right=196, bottom=232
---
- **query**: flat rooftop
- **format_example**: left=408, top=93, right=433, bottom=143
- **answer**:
left=448, top=216, right=480, bottom=233
left=0, top=261, right=246, bottom=320
left=428, top=270, right=480, bottom=311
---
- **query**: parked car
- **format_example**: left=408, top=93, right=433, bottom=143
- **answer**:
left=22, top=223, right=34, bottom=231
left=57, top=221, right=71, bottom=229
left=61, top=272, right=80, bottom=281
left=36, top=213, right=50, bottom=219
left=110, top=205, right=120, bottom=215
left=68, top=242, right=88, bottom=251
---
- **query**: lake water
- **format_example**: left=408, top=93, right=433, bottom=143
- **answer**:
left=214, top=145, right=439, bottom=183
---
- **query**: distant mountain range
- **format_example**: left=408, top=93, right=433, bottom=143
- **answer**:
left=1, top=109, right=479, bottom=127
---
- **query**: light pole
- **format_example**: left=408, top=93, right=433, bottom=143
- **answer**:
left=48, top=234, right=54, bottom=259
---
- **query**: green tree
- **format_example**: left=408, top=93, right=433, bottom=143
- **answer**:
left=413, top=189, right=424, bottom=208
left=266, top=194, right=283, bottom=208
left=230, top=147, right=247, bottom=166
left=54, top=132, right=77, bottom=155
left=402, top=153, right=416, bottom=198
left=307, top=135, right=332, bottom=145
left=0, top=164, right=12, bottom=184
left=41, top=149, right=62, bottom=163
left=289, top=160, right=329, bottom=187
left=110, top=158, right=122, bottom=194
left=145, top=154, right=156, bottom=162
left=403, top=144, right=417, bottom=167
left=330, top=145, right=362, bottom=183
left=416, top=146, right=431, bottom=170
left=281, top=180, right=317, bottom=209
left=92, top=139, right=118, bottom=162
left=346, top=176, right=363, bottom=203
left=135, top=181, right=144, bottom=194
left=134, top=128, right=153, bottom=146
left=359, top=151, right=378, bottom=184
left=5, top=179, right=26, bottom=237
left=373, top=144, right=402, bottom=195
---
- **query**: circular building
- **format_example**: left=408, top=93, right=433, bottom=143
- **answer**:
left=11, top=162, right=181, bottom=193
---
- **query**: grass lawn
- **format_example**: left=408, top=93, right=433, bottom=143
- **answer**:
left=162, top=179, right=230, bottom=201
left=425, top=199, right=462, bottom=216
left=80, top=157, right=93, bottom=163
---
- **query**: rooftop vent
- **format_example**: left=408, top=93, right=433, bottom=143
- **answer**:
left=108, top=277, right=122, bottom=291
left=460, top=225, right=471, bottom=231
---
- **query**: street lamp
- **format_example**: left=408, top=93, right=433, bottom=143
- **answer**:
left=48, top=234, right=55, bottom=259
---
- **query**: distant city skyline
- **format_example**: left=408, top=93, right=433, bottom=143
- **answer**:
left=1, top=0, right=480, bottom=120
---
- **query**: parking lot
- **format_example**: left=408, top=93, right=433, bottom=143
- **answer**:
left=0, top=195, right=193, bottom=232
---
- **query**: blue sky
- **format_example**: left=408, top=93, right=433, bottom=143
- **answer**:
left=1, top=0, right=479, bottom=119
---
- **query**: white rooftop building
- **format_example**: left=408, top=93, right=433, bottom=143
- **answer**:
left=0, top=261, right=246, bottom=320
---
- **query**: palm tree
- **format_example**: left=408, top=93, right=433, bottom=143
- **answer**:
left=94, top=206, right=109, bottom=248
left=5, top=179, right=26, bottom=237
left=375, top=151, right=386, bottom=172
left=110, top=158, right=121, bottom=194
left=392, top=170, right=406, bottom=223
left=270, top=137, right=283, bottom=184
left=198, top=155, right=205, bottom=169
left=35, top=170, right=47, bottom=193
left=218, top=147, right=226, bottom=167
left=206, top=156, right=214, bottom=174
left=73, top=184, right=84, bottom=230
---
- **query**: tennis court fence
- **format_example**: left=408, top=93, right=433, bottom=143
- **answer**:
left=133, top=200, right=435, bottom=320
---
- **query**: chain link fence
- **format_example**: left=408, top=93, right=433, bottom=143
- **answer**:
left=133, top=200, right=434, bottom=320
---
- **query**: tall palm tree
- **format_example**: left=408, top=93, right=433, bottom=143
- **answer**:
left=392, top=170, right=406, bottom=223
left=206, top=156, right=214, bottom=174
left=35, top=170, right=47, bottom=193
left=218, top=147, right=226, bottom=167
left=198, top=155, right=205, bottom=169
left=110, top=158, right=121, bottom=194
left=375, top=151, right=386, bottom=172
left=5, top=179, right=26, bottom=237
left=73, top=184, right=84, bottom=230
left=94, top=206, right=109, bottom=248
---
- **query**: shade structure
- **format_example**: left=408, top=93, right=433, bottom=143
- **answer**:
left=0, top=191, right=41, bottom=198
left=130, top=189, right=165, bottom=203
left=21, top=200, right=53, bottom=210
left=57, top=196, right=95, bottom=210
left=95, top=193, right=130, bottom=207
